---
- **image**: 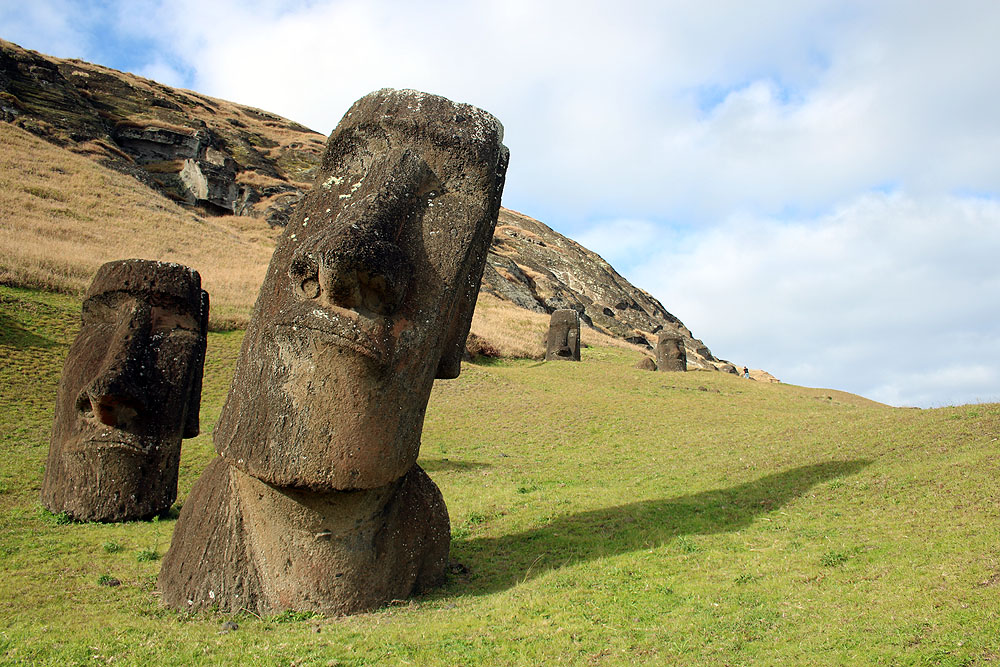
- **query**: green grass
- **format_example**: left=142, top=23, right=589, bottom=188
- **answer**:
left=2, top=285, right=999, bottom=664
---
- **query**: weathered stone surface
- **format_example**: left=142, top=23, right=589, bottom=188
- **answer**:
left=159, top=459, right=448, bottom=615
left=545, top=309, right=581, bottom=361
left=41, top=259, right=208, bottom=522
left=211, top=89, right=508, bottom=491
left=624, top=334, right=651, bottom=349
left=111, top=123, right=205, bottom=163
left=635, top=356, right=657, bottom=371
left=655, top=333, right=687, bottom=372
left=160, top=89, right=508, bottom=615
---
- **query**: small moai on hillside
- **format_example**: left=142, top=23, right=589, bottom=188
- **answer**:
left=159, top=89, right=509, bottom=616
left=635, top=356, right=657, bottom=371
left=655, top=332, right=687, bottom=372
left=545, top=309, right=581, bottom=361
left=41, top=259, right=209, bottom=522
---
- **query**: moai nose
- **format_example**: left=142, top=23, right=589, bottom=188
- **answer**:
left=82, top=393, right=141, bottom=428
left=289, top=238, right=411, bottom=316
left=77, top=300, right=151, bottom=429
left=288, top=151, right=431, bottom=316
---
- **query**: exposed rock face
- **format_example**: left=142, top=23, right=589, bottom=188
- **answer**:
left=545, top=309, right=581, bottom=361
left=160, top=89, right=509, bottom=615
left=41, top=259, right=208, bottom=522
left=0, top=39, right=323, bottom=221
left=655, top=333, right=687, bottom=372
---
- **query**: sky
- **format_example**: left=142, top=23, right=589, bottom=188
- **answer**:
left=3, top=0, right=999, bottom=407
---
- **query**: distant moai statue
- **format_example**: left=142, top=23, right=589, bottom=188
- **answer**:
left=635, top=356, right=657, bottom=371
left=41, top=259, right=209, bottom=522
left=655, top=332, right=687, bottom=372
left=545, top=309, right=581, bottom=361
left=159, top=89, right=509, bottom=616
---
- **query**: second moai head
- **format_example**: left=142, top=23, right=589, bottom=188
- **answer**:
left=41, top=259, right=209, bottom=521
left=545, top=309, right=581, bottom=361
left=213, top=89, right=510, bottom=491
left=655, top=332, right=687, bottom=372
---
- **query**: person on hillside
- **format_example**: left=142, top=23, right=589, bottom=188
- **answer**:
left=743, top=366, right=750, bottom=379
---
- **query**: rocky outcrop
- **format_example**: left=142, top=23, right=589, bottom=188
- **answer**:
left=0, top=39, right=323, bottom=222
left=482, top=208, right=729, bottom=370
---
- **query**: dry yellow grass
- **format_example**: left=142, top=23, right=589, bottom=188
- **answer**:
left=0, top=122, right=275, bottom=328
left=469, top=293, right=550, bottom=358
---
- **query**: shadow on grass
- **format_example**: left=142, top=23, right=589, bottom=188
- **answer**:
left=0, top=311, right=58, bottom=348
left=420, top=458, right=491, bottom=473
left=446, top=459, right=870, bottom=596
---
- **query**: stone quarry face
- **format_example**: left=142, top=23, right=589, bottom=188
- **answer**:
left=655, top=333, right=687, bottom=372
left=41, top=259, right=208, bottom=521
left=545, top=309, right=581, bottom=361
left=214, top=89, right=509, bottom=491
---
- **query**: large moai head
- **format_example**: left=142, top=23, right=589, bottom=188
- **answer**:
left=41, top=259, right=209, bottom=521
left=214, top=89, right=509, bottom=491
left=655, top=332, right=687, bottom=372
left=545, top=309, right=581, bottom=361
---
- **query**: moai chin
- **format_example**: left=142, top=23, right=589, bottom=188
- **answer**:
left=160, top=89, right=509, bottom=615
left=41, top=259, right=209, bottom=522
left=655, top=333, right=687, bottom=372
left=545, top=309, right=581, bottom=361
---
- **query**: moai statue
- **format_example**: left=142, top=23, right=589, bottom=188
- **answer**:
left=41, top=259, right=209, bottom=522
left=545, top=309, right=581, bottom=361
left=655, top=332, right=687, bottom=372
left=159, top=89, right=509, bottom=616
left=635, top=356, right=657, bottom=371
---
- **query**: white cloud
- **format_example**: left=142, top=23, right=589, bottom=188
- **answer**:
left=624, top=193, right=1000, bottom=407
left=0, top=0, right=91, bottom=57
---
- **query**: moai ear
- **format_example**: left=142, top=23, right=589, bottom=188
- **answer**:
left=183, top=289, right=210, bottom=438
left=435, top=273, right=480, bottom=379
left=435, top=147, right=509, bottom=380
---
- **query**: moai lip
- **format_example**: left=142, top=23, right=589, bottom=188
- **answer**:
left=41, top=259, right=209, bottom=522
left=213, top=89, right=509, bottom=491
left=656, top=332, right=687, bottom=372
left=545, top=309, right=581, bottom=361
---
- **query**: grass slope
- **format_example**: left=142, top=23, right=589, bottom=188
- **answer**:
left=0, top=122, right=277, bottom=329
left=2, top=285, right=998, bottom=665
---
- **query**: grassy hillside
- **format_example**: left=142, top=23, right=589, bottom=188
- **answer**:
left=2, top=285, right=998, bottom=665
left=0, top=122, right=277, bottom=329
